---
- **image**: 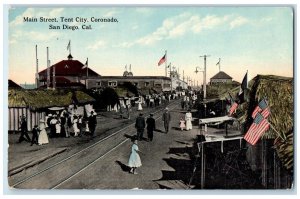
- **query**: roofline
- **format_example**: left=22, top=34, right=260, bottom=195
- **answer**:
left=87, top=76, right=171, bottom=80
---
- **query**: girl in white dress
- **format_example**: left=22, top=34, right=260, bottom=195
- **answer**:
left=179, top=117, right=186, bottom=131
left=185, top=110, right=193, bottom=131
left=38, top=119, right=49, bottom=145
left=128, top=139, right=142, bottom=174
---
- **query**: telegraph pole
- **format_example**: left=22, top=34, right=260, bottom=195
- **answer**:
left=200, top=55, right=210, bottom=100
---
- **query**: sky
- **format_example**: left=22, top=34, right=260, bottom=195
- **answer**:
left=8, top=6, right=294, bottom=85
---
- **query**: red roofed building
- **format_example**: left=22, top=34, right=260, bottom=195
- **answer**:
left=38, top=54, right=100, bottom=89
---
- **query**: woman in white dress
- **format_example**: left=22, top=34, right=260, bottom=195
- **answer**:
left=185, top=110, right=193, bottom=131
left=128, top=139, right=142, bottom=174
left=73, top=115, right=80, bottom=137
left=38, top=119, right=49, bottom=145
left=137, top=99, right=143, bottom=111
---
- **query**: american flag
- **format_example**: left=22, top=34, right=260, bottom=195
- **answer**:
left=252, top=99, right=270, bottom=118
left=229, top=102, right=238, bottom=116
left=158, top=54, right=166, bottom=66
left=244, top=113, right=270, bottom=145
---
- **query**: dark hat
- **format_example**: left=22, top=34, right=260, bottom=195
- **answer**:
left=150, top=113, right=154, bottom=116
left=34, top=125, right=38, bottom=127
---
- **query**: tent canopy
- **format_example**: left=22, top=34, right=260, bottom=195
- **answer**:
left=199, top=116, right=235, bottom=124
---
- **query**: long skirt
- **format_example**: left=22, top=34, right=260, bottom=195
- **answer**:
left=38, top=129, right=49, bottom=145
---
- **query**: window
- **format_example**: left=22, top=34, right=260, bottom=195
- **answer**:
left=96, top=81, right=101, bottom=86
left=108, top=81, right=117, bottom=87
left=144, top=82, right=150, bottom=87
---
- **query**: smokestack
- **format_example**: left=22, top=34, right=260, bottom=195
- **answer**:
left=53, top=64, right=56, bottom=90
left=46, top=47, right=50, bottom=89
left=35, top=45, right=39, bottom=89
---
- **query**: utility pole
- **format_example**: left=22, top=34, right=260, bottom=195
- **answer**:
left=35, top=45, right=39, bottom=89
left=46, top=47, right=50, bottom=89
left=200, top=55, right=210, bottom=100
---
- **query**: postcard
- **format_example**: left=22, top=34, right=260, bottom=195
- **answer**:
left=6, top=5, right=294, bottom=191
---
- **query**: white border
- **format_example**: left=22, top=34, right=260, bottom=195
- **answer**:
left=1, top=0, right=299, bottom=198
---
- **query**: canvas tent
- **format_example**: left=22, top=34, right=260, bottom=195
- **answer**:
left=8, top=89, right=95, bottom=132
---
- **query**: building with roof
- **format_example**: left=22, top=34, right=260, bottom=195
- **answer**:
left=170, top=70, right=188, bottom=90
left=8, top=79, right=23, bottom=89
left=86, top=75, right=172, bottom=93
left=210, top=71, right=233, bottom=84
left=38, top=54, right=100, bottom=89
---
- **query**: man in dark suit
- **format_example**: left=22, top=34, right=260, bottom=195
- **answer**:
left=88, top=111, right=97, bottom=139
left=18, top=115, right=31, bottom=143
left=31, top=125, right=40, bottom=146
left=135, top=113, right=145, bottom=141
left=162, top=108, right=171, bottom=133
left=146, top=113, right=156, bottom=142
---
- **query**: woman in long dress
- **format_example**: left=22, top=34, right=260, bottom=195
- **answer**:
left=185, top=110, right=193, bottom=131
left=73, top=115, right=80, bottom=137
left=128, top=139, right=142, bottom=174
left=38, top=119, right=49, bottom=145
left=137, top=100, right=143, bottom=111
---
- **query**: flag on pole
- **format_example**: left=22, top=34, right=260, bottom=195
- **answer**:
left=158, top=54, right=166, bottom=66
left=229, top=102, right=238, bottom=116
left=252, top=98, right=270, bottom=118
left=228, top=93, right=238, bottom=116
left=67, top=40, right=71, bottom=50
left=216, top=60, right=220, bottom=66
left=167, top=62, right=171, bottom=68
left=244, top=112, right=270, bottom=145
left=238, top=71, right=248, bottom=103
left=82, top=58, right=88, bottom=69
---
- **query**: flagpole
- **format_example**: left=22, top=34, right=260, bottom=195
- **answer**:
left=269, top=122, right=286, bottom=141
left=87, top=57, right=89, bottom=77
left=165, top=50, right=167, bottom=77
left=69, top=40, right=71, bottom=55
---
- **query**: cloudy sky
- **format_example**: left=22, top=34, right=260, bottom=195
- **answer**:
left=8, top=6, right=293, bottom=85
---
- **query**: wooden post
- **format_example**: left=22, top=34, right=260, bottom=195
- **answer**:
left=201, top=143, right=205, bottom=189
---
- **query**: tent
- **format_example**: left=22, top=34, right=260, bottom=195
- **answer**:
left=8, top=89, right=95, bottom=132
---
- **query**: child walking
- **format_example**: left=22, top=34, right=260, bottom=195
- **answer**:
left=128, top=139, right=142, bottom=174
left=179, top=117, right=186, bottom=131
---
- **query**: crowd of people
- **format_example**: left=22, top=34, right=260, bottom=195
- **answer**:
left=17, top=108, right=98, bottom=146
left=129, top=95, right=196, bottom=174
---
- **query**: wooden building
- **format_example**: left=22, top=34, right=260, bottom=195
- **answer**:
left=38, top=54, right=100, bottom=89
left=210, top=71, right=233, bottom=84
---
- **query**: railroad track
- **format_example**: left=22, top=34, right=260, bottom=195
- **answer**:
left=11, top=100, right=180, bottom=189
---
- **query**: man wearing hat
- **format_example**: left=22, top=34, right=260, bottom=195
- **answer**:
left=31, top=125, right=40, bottom=146
left=135, top=113, right=145, bottom=141
left=146, top=113, right=156, bottom=142
left=18, top=115, right=31, bottom=143
left=88, top=111, right=97, bottom=139
left=162, top=107, right=171, bottom=133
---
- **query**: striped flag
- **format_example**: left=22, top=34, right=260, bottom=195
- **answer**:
left=229, top=102, right=238, bottom=116
left=228, top=93, right=238, bottom=116
left=158, top=54, right=166, bottom=66
left=82, top=58, right=88, bottom=69
left=252, top=99, right=270, bottom=118
left=244, top=113, right=270, bottom=145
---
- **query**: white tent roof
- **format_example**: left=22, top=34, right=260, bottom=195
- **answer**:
left=199, top=116, right=235, bottom=124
